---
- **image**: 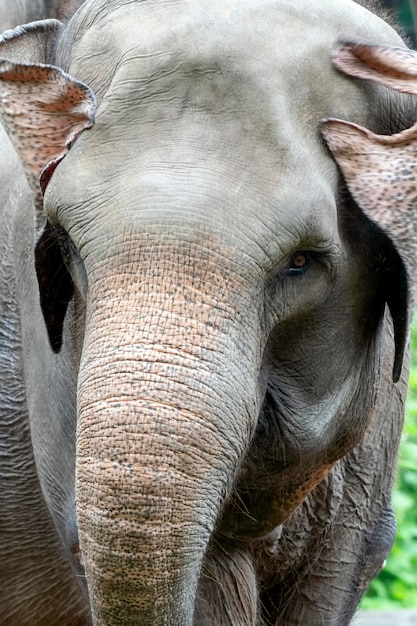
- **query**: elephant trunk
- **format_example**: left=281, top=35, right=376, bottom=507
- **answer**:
left=75, top=276, right=260, bottom=625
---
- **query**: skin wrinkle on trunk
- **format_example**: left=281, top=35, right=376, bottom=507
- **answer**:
left=76, top=267, right=263, bottom=625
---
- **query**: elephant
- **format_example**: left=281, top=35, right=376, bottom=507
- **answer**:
left=0, top=2, right=90, bottom=626
left=0, top=98, right=90, bottom=624
left=1, top=0, right=417, bottom=624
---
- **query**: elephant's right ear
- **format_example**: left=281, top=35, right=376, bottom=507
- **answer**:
left=321, top=43, right=417, bottom=383
left=321, top=118, right=417, bottom=383
left=0, top=21, right=96, bottom=352
left=330, top=42, right=417, bottom=95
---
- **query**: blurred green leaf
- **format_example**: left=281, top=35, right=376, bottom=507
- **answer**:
left=363, top=305, right=417, bottom=610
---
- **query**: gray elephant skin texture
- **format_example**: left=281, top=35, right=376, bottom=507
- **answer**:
left=1, top=0, right=417, bottom=625
left=0, top=4, right=94, bottom=626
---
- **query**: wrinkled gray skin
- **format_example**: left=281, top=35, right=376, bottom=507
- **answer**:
left=0, top=3, right=90, bottom=626
left=0, top=130, right=90, bottom=626
left=1, top=0, right=417, bottom=625
left=0, top=0, right=83, bottom=30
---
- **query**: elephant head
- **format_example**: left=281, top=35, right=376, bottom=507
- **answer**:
left=1, top=1, right=417, bottom=624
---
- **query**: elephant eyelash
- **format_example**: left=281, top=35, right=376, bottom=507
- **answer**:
left=282, top=248, right=335, bottom=280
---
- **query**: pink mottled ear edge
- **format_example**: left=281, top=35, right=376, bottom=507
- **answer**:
left=0, top=59, right=96, bottom=214
left=321, top=117, right=417, bottom=382
left=332, top=42, right=417, bottom=94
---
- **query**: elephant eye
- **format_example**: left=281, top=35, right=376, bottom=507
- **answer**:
left=287, top=252, right=311, bottom=276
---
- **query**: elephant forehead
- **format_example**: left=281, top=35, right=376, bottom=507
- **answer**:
left=62, top=0, right=402, bottom=122
left=49, top=0, right=404, bottom=258
left=51, top=0, right=404, bottom=248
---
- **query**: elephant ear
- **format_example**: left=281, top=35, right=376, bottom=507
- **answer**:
left=0, top=21, right=96, bottom=218
left=0, top=19, right=64, bottom=65
left=330, top=42, right=417, bottom=94
left=321, top=43, right=417, bottom=382
left=0, top=21, right=96, bottom=352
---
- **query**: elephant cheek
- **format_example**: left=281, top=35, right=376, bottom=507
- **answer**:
left=74, top=302, right=260, bottom=625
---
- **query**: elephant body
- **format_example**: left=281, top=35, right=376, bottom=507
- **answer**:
left=0, top=2, right=90, bottom=625
left=0, top=119, right=90, bottom=624
left=1, top=1, right=417, bottom=625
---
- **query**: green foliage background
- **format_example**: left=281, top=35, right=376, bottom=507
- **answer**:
left=362, top=319, right=417, bottom=608
left=361, top=0, right=417, bottom=610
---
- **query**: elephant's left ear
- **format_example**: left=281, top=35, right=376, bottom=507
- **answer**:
left=321, top=118, right=417, bottom=382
